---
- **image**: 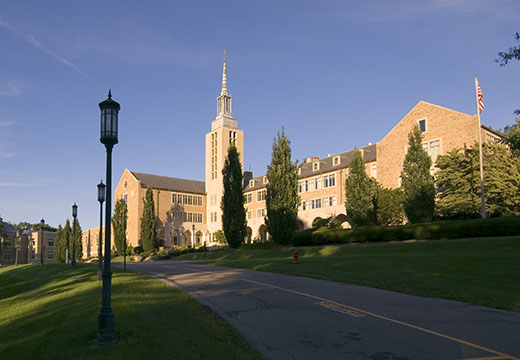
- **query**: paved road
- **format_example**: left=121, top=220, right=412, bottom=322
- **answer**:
left=116, top=261, right=520, bottom=360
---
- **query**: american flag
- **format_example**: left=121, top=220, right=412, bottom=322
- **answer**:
left=476, top=80, right=484, bottom=114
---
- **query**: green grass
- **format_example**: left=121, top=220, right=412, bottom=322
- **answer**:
left=0, top=264, right=263, bottom=360
left=175, top=236, right=520, bottom=312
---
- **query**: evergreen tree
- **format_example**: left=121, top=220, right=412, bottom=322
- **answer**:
left=221, top=144, right=246, bottom=248
left=72, top=218, right=82, bottom=260
left=401, top=125, right=435, bottom=223
left=375, top=187, right=404, bottom=226
left=265, top=129, right=300, bottom=244
left=54, top=225, right=66, bottom=263
left=140, top=186, right=157, bottom=251
left=437, top=142, right=520, bottom=218
left=345, top=149, right=378, bottom=227
left=113, top=198, right=128, bottom=255
left=63, top=219, right=72, bottom=262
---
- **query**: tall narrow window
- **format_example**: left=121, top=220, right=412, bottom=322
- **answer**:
left=418, top=119, right=426, bottom=132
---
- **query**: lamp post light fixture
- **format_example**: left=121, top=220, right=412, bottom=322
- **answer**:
left=72, top=203, right=78, bottom=268
left=40, top=218, right=44, bottom=265
left=96, top=90, right=120, bottom=345
left=97, top=181, right=106, bottom=281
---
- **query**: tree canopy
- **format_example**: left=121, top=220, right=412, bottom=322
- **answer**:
left=401, top=125, right=435, bottom=223
left=113, top=198, right=128, bottom=255
left=140, top=186, right=157, bottom=251
left=345, top=149, right=377, bottom=227
left=496, top=32, right=520, bottom=66
left=221, top=144, right=247, bottom=248
left=435, top=142, right=520, bottom=218
left=265, top=129, right=300, bottom=244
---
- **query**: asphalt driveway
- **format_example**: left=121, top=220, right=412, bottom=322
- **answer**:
left=115, top=261, right=520, bottom=360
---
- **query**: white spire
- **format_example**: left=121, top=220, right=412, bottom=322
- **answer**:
left=221, top=50, right=228, bottom=96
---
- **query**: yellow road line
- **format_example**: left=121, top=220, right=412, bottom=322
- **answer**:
left=457, top=356, right=509, bottom=360
left=240, top=277, right=519, bottom=360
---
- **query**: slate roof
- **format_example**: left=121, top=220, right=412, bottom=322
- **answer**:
left=244, top=143, right=377, bottom=192
left=131, top=171, right=205, bottom=194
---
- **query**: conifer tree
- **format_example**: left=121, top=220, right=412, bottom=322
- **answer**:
left=140, top=186, right=157, bottom=251
left=54, top=225, right=66, bottom=263
left=345, top=149, right=378, bottom=227
left=401, top=125, right=435, bottom=223
left=265, top=129, right=300, bottom=244
left=73, top=218, right=82, bottom=260
left=63, top=219, right=72, bottom=262
left=113, top=198, right=128, bottom=255
left=221, top=144, right=246, bottom=248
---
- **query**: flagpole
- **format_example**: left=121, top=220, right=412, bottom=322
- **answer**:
left=475, top=76, right=486, bottom=219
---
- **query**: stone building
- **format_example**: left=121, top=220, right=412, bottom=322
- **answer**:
left=0, top=223, right=29, bottom=265
left=27, top=230, right=56, bottom=264
left=81, top=58, right=502, bottom=251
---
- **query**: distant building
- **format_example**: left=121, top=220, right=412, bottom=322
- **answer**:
left=0, top=223, right=29, bottom=265
left=27, top=230, right=56, bottom=264
left=81, top=59, right=503, bottom=253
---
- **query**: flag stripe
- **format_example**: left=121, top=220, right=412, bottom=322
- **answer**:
left=477, top=85, right=484, bottom=114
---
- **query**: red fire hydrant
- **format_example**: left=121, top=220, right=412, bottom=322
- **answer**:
left=293, top=251, right=299, bottom=264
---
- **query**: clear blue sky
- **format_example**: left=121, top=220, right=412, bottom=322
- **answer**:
left=1, top=0, right=519, bottom=230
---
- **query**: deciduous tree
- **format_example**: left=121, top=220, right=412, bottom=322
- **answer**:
left=265, top=129, right=300, bottom=244
left=221, top=144, right=246, bottom=248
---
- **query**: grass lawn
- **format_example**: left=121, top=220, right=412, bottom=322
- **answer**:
left=0, top=264, right=263, bottom=360
left=175, top=236, right=520, bottom=312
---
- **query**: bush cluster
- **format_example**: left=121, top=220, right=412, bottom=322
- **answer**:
left=291, top=216, right=520, bottom=246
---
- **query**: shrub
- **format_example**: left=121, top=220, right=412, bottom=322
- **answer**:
left=291, top=216, right=520, bottom=246
left=134, top=245, right=144, bottom=254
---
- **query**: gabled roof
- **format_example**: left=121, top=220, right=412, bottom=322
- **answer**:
left=244, top=143, right=377, bottom=192
left=130, top=171, right=205, bottom=194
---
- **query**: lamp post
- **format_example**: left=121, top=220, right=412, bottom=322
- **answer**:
left=40, top=218, right=44, bottom=265
left=96, top=89, right=120, bottom=345
left=97, top=181, right=105, bottom=281
left=192, top=224, right=195, bottom=247
left=72, top=203, right=78, bottom=268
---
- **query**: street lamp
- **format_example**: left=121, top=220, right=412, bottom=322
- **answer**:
left=97, top=181, right=105, bottom=281
left=96, top=89, right=120, bottom=345
left=40, top=218, right=44, bottom=265
left=72, top=203, right=78, bottom=268
left=192, top=224, right=195, bottom=247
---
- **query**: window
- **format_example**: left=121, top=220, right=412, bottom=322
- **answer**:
left=211, top=132, right=218, bottom=179
left=312, top=161, right=320, bottom=171
left=124, top=180, right=128, bottom=189
left=172, top=193, right=203, bottom=206
left=257, top=189, right=267, bottom=201
left=3, top=251, right=10, bottom=260
left=245, top=193, right=253, bottom=204
left=123, top=193, right=128, bottom=203
left=48, top=239, right=54, bottom=247
left=298, top=181, right=303, bottom=193
left=229, top=131, right=237, bottom=145
left=3, top=239, right=10, bottom=247
left=247, top=211, right=253, bottom=219
left=418, top=119, right=426, bottom=132
left=301, top=200, right=307, bottom=211
left=249, top=179, right=255, bottom=187
left=263, top=176, right=268, bottom=184
left=429, top=140, right=440, bottom=156
left=48, top=250, right=54, bottom=259
left=333, top=156, right=340, bottom=166
left=371, top=163, right=377, bottom=178
left=256, top=208, right=266, bottom=218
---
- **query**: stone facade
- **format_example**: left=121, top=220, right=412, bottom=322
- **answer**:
left=81, top=62, right=503, bottom=252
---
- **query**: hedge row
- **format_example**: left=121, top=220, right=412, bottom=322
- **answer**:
left=291, top=216, right=520, bottom=246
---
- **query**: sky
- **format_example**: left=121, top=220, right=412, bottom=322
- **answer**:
left=0, top=0, right=519, bottom=230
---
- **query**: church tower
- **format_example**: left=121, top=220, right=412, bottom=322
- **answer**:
left=205, top=55, right=244, bottom=238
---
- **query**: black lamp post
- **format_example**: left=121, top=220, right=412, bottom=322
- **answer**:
left=72, top=203, right=78, bottom=268
left=97, top=181, right=105, bottom=281
left=192, top=224, right=195, bottom=247
left=96, top=89, right=120, bottom=345
left=40, top=218, right=44, bottom=265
